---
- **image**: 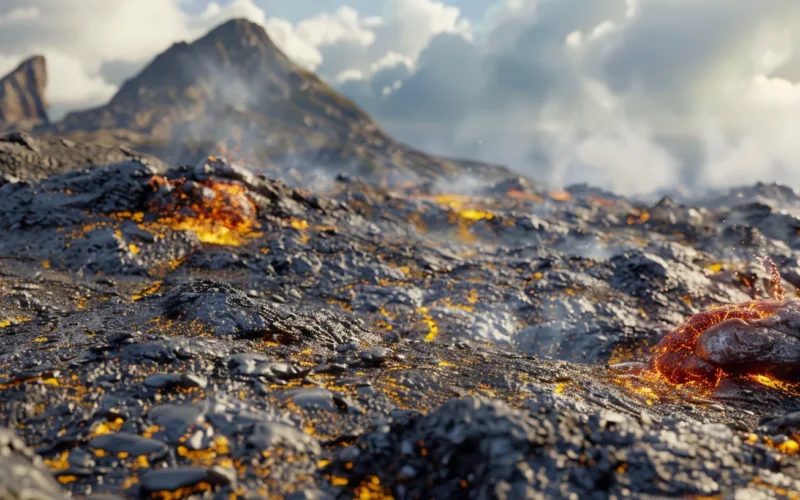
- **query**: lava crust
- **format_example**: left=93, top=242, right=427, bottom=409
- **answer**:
left=651, top=259, right=800, bottom=391
left=3, top=139, right=800, bottom=498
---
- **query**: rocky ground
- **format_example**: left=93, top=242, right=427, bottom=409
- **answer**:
left=3, top=135, right=800, bottom=499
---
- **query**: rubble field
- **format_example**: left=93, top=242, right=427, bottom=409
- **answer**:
left=3, top=135, right=800, bottom=499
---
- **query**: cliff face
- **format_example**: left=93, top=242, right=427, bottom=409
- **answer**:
left=0, top=55, right=48, bottom=131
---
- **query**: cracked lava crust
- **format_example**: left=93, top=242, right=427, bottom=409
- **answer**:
left=650, top=259, right=800, bottom=393
left=4, top=138, right=800, bottom=498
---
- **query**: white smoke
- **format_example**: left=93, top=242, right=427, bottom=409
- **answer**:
left=327, top=0, right=800, bottom=195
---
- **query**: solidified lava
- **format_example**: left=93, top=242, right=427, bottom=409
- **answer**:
left=651, top=258, right=800, bottom=390
left=7, top=137, right=800, bottom=498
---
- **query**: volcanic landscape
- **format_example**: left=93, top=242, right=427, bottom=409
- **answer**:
left=3, top=18, right=800, bottom=500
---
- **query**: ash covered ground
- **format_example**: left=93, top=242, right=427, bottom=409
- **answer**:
left=3, top=133, right=800, bottom=499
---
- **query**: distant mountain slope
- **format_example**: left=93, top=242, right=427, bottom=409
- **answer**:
left=48, top=19, right=511, bottom=182
left=0, top=56, right=48, bottom=131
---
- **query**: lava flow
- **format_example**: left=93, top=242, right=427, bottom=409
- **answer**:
left=649, top=257, right=800, bottom=392
left=145, top=174, right=260, bottom=245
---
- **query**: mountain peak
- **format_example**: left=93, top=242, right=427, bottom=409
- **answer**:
left=203, top=17, right=271, bottom=41
left=193, top=17, right=284, bottom=56
left=0, top=55, right=48, bottom=130
left=190, top=16, right=290, bottom=66
left=53, top=19, right=512, bottom=182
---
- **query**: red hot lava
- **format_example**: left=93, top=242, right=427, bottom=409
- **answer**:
left=650, top=257, right=800, bottom=391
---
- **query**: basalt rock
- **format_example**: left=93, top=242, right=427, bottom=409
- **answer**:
left=0, top=131, right=168, bottom=183
left=163, top=280, right=377, bottom=348
left=3, top=139, right=800, bottom=498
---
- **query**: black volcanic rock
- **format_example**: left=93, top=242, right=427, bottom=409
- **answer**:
left=163, top=280, right=377, bottom=347
left=89, top=432, right=169, bottom=457
left=139, top=466, right=235, bottom=495
left=54, top=18, right=511, bottom=183
left=0, top=56, right=48, bottom=131
left=4, top=139, right=800, bottom=498
left=0, top=131, right=167, bottom=183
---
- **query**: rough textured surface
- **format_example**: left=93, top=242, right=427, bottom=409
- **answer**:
left=0, top=56, right=48, bottom=131
left=0, top=131, right=167, bottom=184
left=0, top=427, right=67, bottom=500
left=3, top=145, right=800, bottom=498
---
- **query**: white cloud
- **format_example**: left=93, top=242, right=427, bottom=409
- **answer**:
left=264, top=17, right=323, bottom=70
left=43, top=51, right=117, bottom=105
left=371, top=51, right=414, bottom=72
left=343, top=0, right=800, bottom=194
left=382, top=80, right=403, bottom=96
left=295, top=6, right=375, bottom=47
left=262, top=0, right=471, bottom=83
left=335, top=68, right=365, bottom=83
left=700, top=75, right=800, bottom=187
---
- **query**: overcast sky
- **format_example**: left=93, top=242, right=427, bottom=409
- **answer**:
left=1, top=0, right=800, bottom=193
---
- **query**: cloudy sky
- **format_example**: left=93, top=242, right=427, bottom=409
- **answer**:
left=1, top=0, right=800, bottom=194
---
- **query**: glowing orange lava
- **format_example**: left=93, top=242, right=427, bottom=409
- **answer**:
left=506, top=189, right=543, bottom=202
left=146, top=175, right=260, bottom=245
left=650, top=300, right=783, bottom=389
left=548, top=190, right=572, bottom=202
left=649, top=257, right=790, bottom=392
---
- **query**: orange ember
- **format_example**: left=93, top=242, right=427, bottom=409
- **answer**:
left=146, top=175, right=260, bottom=245
left=766, top=255, right=786, bottom=301
left=506, top=189, right=544, bottom=202
left=548, top=190, right=572, bottom=202
left=649, top=257, right=791, bottom=392
left=587, top=195, right=615, bottom=207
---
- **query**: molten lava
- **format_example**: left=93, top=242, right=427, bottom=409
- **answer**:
left=431, top=194, right=495, bottom=243
left=548, top=190, right=572, bottom=202
left=506, top=189, right=544, bottom=202
left=146, top=175, right=259, bottom=245
left=650, top=300, right=783, bottom=388
left=649, top=257, right=798, bottom=392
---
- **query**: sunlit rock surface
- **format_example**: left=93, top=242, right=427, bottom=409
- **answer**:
left=3, top=139, right=800, bottom=498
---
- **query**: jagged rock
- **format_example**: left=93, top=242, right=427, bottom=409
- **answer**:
left=163, top=280, right=378, bottom=348
left=1, top=136, right=800, bottom=499
left=140, top=466, right=235, bottom=495
left=89, top=432, right=168, bottom=457
left=0, top=56, right=48, bottom=131
left=0, top=131, right=170, bottom=183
